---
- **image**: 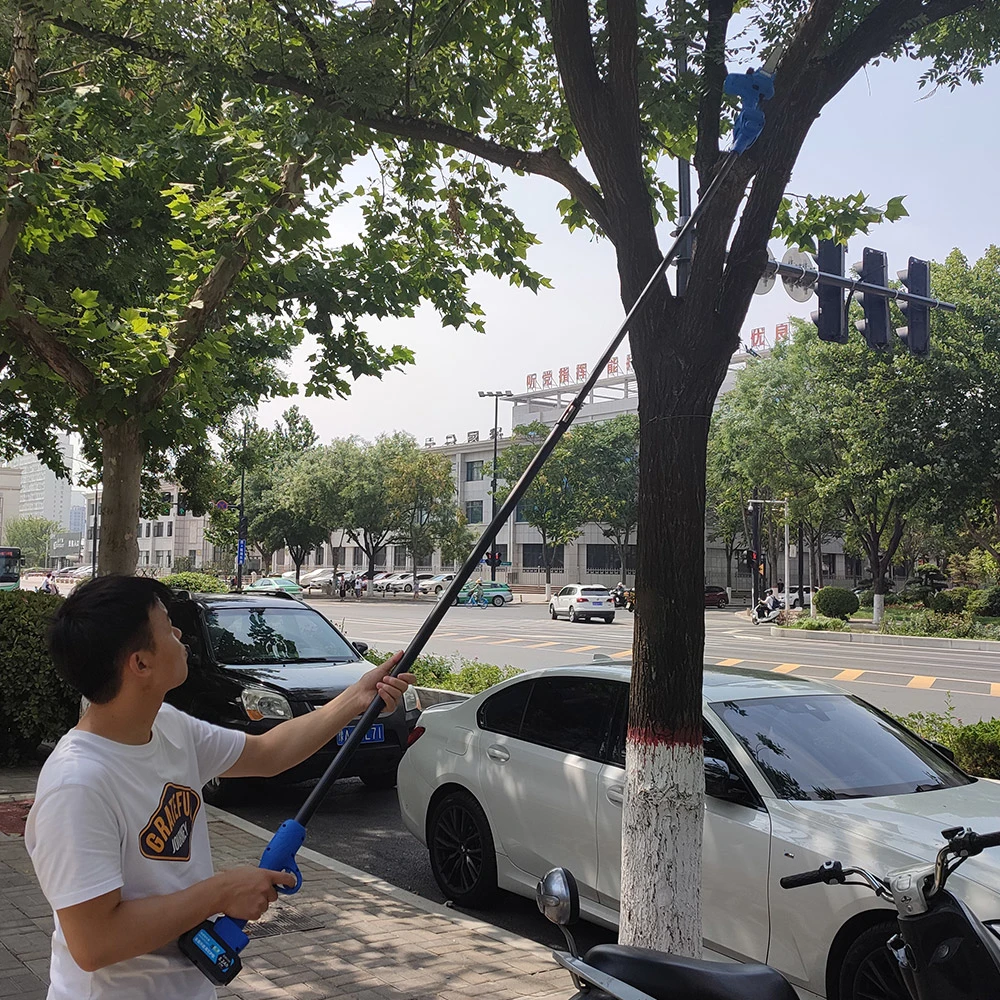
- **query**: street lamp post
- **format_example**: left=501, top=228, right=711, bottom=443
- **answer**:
left=235, top=419, right=248, bottom=593
left=91, top=485, right=100, bottom=579
left=746, top=497, right=790, bottom=610
left=478, top=390, right=512, bottom=582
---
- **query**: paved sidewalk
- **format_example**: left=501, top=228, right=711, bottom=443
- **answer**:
left=1, top=767, right=566, bottom=1000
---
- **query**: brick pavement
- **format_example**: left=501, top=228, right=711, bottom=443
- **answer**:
left=0, top=768, right=568, bottom=1000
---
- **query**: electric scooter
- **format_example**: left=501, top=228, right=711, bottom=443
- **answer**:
left=750, top=597, right=781, bottom=625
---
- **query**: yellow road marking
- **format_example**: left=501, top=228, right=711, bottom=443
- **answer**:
left=457, top=635, right=490, bottom=641
left=566, top=645, right=599, bottom=653
left=992, top=683, right=1000, bottom=698
left=772, top=663, right=800, bottom=674
left=716, top=658, right=743, bottom=666
left=833, top=668, right=865, bottom=682
left=611, top=650, right=633, bottom=659
left=488, top=638, right=527, bottom=645
left=526, top=641, right=560, bottom=648
left=908, top=675, right=936, bottom=689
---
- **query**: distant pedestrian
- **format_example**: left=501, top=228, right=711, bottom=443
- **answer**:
left=339, top=574, right=347, bottom=600
left=249, top=570, right=258, bottom=585
left=354, top=575, right=363, bottom=599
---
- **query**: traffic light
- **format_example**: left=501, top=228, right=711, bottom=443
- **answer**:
left=744, top=549, right=755, bottom=569
left=811, top=240, right=848, bottom=343
left=758, top=559, right=766, bottom=577
left=854, top=248, right=890, bottom=349
left=177, top=494, right=187, bottom=516
left=485, top=550, right=503, bottom=567
left=897, top=257, right=930, bottom=356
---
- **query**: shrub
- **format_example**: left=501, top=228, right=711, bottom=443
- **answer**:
left=967, top=586, right=1000, bottom=618
left=0, top=591, right=78, bottom=764
left=856, top=589, right=874, bottom=608
left=929, top=588, right=972, bottom=614
left=951, top=720, right=1000, bottom=778
left=880, top=609, right=1000, bottom=640
left=160, top=571, right=229, bottom=594
left=814, top=587, right=859, bottom=620
left=784, top=614, right=849, bottom=631
left=363, top=647, right=520, bottom=694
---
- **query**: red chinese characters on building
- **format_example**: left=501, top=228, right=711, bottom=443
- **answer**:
left=558, top=366, right=571, bottom=385
left=774, top=323, right=790, bottom=343
left=576, top=363, right=588, bottom=381
left=526, top=373, right=539, bottom=390
left=750, top=327, right=766, bottom=349
left=607, top=357, right=620, bottom=376
left=542, top=370, right=554, bottom=387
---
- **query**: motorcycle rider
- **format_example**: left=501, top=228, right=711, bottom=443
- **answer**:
left=613, top=582, right=626, bottom=607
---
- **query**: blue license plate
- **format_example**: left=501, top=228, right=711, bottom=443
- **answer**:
left=337, top=723, right=385, bottom=746
left=591, top=600, right=603, bottom=606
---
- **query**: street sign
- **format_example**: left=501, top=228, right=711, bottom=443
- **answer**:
left=215, top=500, right=229, bottom=511
left=501, top=561, right=512, bottom=566
left=237, top=538, right=246, bottom=565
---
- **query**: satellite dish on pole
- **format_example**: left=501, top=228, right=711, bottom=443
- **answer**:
left=781, top=249, right=815, bottom=303
left=755, top=246, right=777, bottom=295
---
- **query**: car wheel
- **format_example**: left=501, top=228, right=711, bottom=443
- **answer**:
left=569, top=607, right=579, bottom=623
left=435, top=585, right=443, bottom=594
left=360, top=769, right=398, bottom=790
left=549, top=604, right=557, bottom=619
left=202, top=775, right=250, bottom=807
left=792, top=599, right=800, bottom=609
left=404, top=583, right=413, bottom=592
left=717, top=597, right=727, bottom=608
left=491, top=595, right=504, bottom=607
left=603, top=615, right=614, bottom=624
left=839, top=920, right=910, bottom=1000
left=428, top=790, right=498, bottom=907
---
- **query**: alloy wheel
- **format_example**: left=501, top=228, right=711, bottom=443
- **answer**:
left=431, top=803, right=485, bottom=897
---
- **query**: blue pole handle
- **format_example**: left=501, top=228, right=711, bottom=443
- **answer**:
left=257, top=818, right=306, bottom=897
left=723, top=68, right=775, bottom=153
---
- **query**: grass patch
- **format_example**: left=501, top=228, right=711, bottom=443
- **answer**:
left=363, top=647, right=520, bottom=694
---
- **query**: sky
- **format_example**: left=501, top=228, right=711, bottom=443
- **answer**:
left=257, top=56, right=1000, bottom=448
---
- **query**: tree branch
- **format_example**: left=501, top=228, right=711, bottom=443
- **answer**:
left=606, top=0, right=641, bottom=130
left=0, top=10, right=39, bottom=280
left=266, top=0, right=328, bottom=78
left=141, top=156, right=305, bottom=410
left=0, top=291, right=96, bottom=397
left=694, top=0, right=733, bottom=179
left=46, top=11, right=613, bottom=235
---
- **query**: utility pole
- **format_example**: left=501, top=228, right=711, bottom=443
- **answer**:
left=750, top=495, right=761, bottom=606
left=91, top=486, right=99, bottom=579
left=235, top=420, right=248, bottom=592
left=797, top=521, right=804, bottom=608
left=783, top=498, right=790, bottom=613
left=479, top=389, right=512, bottom=582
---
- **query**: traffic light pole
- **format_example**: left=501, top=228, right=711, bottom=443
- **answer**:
left=235, top=422, right=247, bottom=593
left=491, top=394, right=499, bottom=582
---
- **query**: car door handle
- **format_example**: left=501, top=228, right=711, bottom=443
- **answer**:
left=606, top=786, right=624, bottom=806
left=486, top=745, right=510, bottom=763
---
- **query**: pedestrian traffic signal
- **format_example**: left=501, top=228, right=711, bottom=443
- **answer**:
left=485, top=550, right=503, bottom=567
left=897, top=257, right=931, bottom=356
left=177, top=494, right=188, bottom=516
left=811, top=240, right=848, bottom=343
left=854, top=248, right=890, bottom=349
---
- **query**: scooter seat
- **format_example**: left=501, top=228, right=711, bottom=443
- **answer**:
left=584, top=944, right=799, bottom=1000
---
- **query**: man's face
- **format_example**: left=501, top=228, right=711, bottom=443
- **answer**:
left=144, top=599, right=189, bottom=692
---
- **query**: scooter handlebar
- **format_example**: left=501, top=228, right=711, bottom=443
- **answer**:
left=780, top=860, right=844, bottom=889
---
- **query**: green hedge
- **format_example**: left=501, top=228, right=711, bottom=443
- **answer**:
left=160, top=572, right=229, bottom=594
left=880, top=609, right=1000, bottom=640
left=814, top=587, right=859, bottom=620
left=782, top=614, right=850, bottom=632
left=967, top=586, right=1000, bottom=617
left=0, top=591, right=78, bottom=764
left=929, top=587, right=972, bottom=613
left=896, top=704, right=1000, bottom=779
left=363, top=647, right=520, bottom=694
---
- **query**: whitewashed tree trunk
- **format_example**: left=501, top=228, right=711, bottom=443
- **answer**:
left=619, top=740, right=704, bottom=956
left=873, top=592, right=885, bottom=625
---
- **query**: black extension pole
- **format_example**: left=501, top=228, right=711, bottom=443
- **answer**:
left=293, top=151, right=742, bottom=827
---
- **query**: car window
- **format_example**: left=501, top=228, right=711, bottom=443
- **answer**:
left=581, top=587, right=610, bottom=595
left=478, top=682, right=531, bottom=737
left=712, top=694, right=973, bottom=800
left=519, top=677, right=618, bottom=761
left=557, top=587, right=572, bottom=597
left=204, top=607, right=360, bottom=665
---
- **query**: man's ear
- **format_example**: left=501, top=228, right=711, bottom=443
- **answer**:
left=122, top=647, right=150, bottom=680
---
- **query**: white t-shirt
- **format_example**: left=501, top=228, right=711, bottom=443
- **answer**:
left=25, top=703, right=246, bottom=1000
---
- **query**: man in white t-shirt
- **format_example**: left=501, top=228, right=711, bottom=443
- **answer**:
left=26, top=574, right=414, bottom=1000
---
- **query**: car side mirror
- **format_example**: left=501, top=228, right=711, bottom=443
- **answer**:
left=353, top=640, right=369, bottom=656
left=535, top=867, right=580, bottom=927
left=705, top=757, right=753, bottom=804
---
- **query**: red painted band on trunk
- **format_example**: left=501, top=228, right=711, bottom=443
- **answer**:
left=628, top=725, right=701, bottom=748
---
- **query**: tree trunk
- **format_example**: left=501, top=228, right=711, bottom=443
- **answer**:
left=621, top=301, right=729, bottom=957
left=97, top=419, right=143, bottom=576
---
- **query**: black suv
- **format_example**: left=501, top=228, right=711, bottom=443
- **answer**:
left=166, top=591, right=420, bottom=803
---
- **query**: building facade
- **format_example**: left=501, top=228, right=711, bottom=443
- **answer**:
left=0, top=467, right=21, bottom=543
left=11, top=435, right=75, bottom=528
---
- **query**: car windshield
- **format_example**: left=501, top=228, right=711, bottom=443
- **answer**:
left=712, top=694, right=972, bottom=800
left=204, top=607, right=359, bottom=665
left=581, top=587, right=609, bottom=595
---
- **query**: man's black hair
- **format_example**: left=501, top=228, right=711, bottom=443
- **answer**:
left=48, top=575, right=175, bottom=703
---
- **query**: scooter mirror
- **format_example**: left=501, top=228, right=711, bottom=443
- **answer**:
left=536, top=868, right=580, bottom=927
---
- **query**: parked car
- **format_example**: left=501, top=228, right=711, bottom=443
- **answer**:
left=373, top=573, right=407, bottom=592
left=166, top=592, right=421, bottom=803
left=704, top=585, right=729, bottom=608
left=397, top=663, right=1000, bottom=1000
left=549, top=584, right=615, bottom=623
left=419, top=573, right=456, bottom=595
left=246, top=576, right=304, bottom=596
left=451, top=581, right=514, bottom=607
left=389, top=572, right=436, bottom=593
left=301, top=568, right=340, bottom=592
left=777, top=585, right=820, bottom=609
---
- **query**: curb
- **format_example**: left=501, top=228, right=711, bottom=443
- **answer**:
left=208, top=806, right=545, bottom=953
left=769, top=625, right=1000, bottom=652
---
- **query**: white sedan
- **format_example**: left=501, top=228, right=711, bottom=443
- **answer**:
left=397, top=663, right=1000, bottom=1000
left=549, top=584, right=615, bottom=622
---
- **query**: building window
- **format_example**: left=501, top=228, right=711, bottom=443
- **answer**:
left=822, top=553, right=837, bottom=577
left=167, top=521, right=173, bottom=537
left=86, top=527, right=93, bottom=540
left=515, top=501, right=529, bottom=523
left=143, top=551, right=149, bottom=565
left=522, top=544, right=564, bottom=569
left=394, top=547, right=408, bottom=569
left=315, top=546, right=324, bottom=565
left=145, top=523, right=151, bottom=537
left=331, top=546, right=344, bottom=567
left=274, top=550, right=285, bottom=566
left=353, top=547, right=364, bottom=567
left=153, top=522, right=164, bottom=537
left=586, top=544, right=636, bottom=573
left=375, top=547, right=387, bottom=568
left=188, top=549, right=198, bottom=566
left=166, top=552, right=171, bottom=567
left=465, top=460, right=484, bottom=482
left=465, top=500, right=484, bottom=524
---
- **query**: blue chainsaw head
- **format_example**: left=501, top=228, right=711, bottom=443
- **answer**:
left=724, top=68, right=776, bottom=153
